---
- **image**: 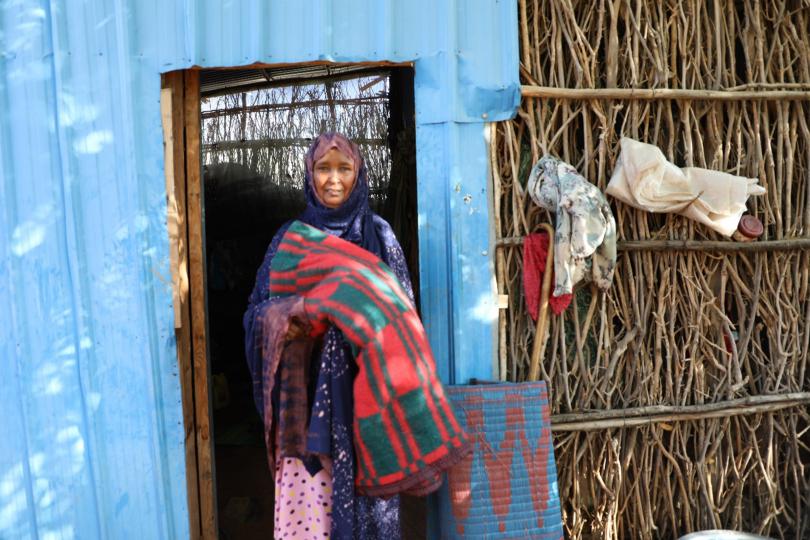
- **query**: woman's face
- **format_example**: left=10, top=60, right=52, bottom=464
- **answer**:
left=313, top=148, right=356, bottom=208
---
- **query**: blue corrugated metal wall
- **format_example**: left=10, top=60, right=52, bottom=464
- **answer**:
left=0, top=1, right=519, bottom=537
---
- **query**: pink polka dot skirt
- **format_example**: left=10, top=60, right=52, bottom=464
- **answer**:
left=274, top=457, right=333, bottom=539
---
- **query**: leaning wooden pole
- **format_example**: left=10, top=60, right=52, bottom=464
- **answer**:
left=528, top=223, right=555, bottom=381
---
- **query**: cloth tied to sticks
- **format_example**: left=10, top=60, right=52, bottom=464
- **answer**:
left=264, top=220, right=472, bottom=497
left=606, top=137, right=766, bottom=237
left=527, top=155, right=617, bottom=297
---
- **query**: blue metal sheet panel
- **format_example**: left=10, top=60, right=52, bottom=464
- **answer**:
left=1, top=1, right=188, bottom=538
left=1, top=0, right=519, bottom=537
left=145, top=0, right=519, bottom=123
left=0, top=5, right=103, bottom=539
left=415, top=122, right=497, bottom=384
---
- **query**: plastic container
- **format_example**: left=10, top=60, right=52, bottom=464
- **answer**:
left=733, top=214, right=764, bottom=242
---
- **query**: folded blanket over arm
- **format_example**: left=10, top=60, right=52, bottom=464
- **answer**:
left=606, top=137, right=766, bottom=237
left=266, top=220, right=472, bottom=497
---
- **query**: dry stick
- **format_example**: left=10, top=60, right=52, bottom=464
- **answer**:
left=521, top=85, right=810, bottom=100
left=525, top=100, right=540, bottom=165
left=518, top=0, right=531, bottom=71
left=720, top=261, right=746, bottom=392
left=649, top=270, right=666, bottom=402
left=507, top=121, right=530, bottom=235
left=551, top=393, right=810, bottom=431
left=496, top=237, right=810, bottom=251
left=503, top=123, right=518, bottom=381
left=697, top=421, right=723, bottom=529
left=776, top=101, right=788, bottom=237
left=511, top=121, right=535, bottom=380
left=785, top=104, right=796, bottom=237
left=489, top=123, right=509, bottom=382
left=577, top=286, right=598, bottom=389
left=627, top=0, right=641, bottom=87
left=592, top=0, right=607, bottom=88
left=762, top=103, right=782, bottom=239
left=531, top=0, right=541, bottom=84
left=713, top=0, right=723, bottom=88
left=798, top=105, right=810, bottom=234
left=726, top=83, right=810, bottom=90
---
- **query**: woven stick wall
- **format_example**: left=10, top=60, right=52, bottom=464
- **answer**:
left=492, top=1, right=810, bottom=538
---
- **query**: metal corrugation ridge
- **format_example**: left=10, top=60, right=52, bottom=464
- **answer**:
left=145, top=0, right=520, bottom=123
left=1, top=1, right=187, bottom=538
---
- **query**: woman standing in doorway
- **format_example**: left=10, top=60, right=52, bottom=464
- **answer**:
left=243, top=132, right=411, bottom=539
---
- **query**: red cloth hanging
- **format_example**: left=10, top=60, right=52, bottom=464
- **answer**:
left=523, top=232, right=573, bottom=318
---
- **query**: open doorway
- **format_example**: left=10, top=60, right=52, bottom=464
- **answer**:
left=191, top=64, right=418, bottom=539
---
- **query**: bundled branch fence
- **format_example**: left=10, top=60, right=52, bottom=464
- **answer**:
left=492, top=1, right=810, bottom=538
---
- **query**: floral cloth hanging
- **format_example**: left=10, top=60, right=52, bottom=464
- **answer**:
left=527, top=156, right=617, bottom=296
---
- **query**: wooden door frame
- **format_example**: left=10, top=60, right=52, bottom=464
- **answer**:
left=161, top=69, right=217, bottom=540
left=161, top=63, right=416, bottom=540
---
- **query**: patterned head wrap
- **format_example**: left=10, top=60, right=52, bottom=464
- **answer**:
left=298, top=132, right=382, bottom=256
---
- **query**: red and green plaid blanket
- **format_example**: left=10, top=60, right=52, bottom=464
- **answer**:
left=269, top=220, right=472, bottom=496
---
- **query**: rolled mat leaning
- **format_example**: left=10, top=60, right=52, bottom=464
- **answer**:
left=435, top=382, right=563, bottom=539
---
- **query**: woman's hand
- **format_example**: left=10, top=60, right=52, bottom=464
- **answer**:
left=285, top=316, right=309, bottom=341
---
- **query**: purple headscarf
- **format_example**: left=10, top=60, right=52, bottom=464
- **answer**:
left=305, top=132, right=363, bottom=188
left=298, top=132, right=384, bottom=258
